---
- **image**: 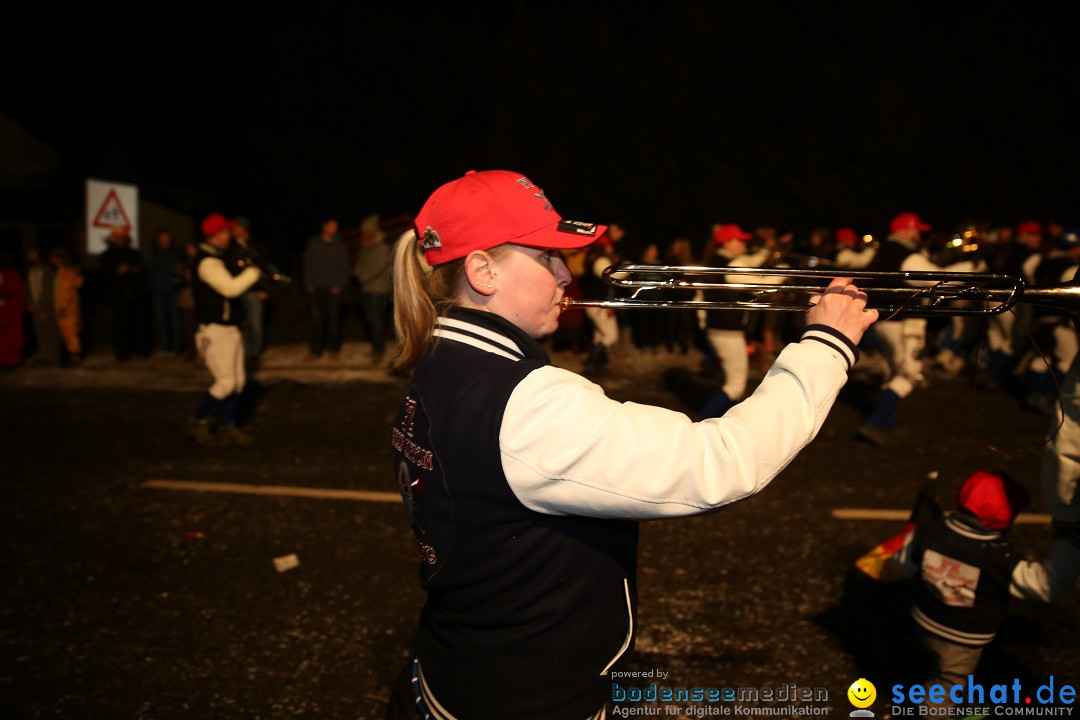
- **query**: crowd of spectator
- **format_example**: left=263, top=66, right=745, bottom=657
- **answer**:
left=1, top=215, right=1076, bottom=439
left=0, top=213, right=399, bottom=372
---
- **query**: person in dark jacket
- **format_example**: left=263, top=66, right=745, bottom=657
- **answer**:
left=303, top=218, right=351, bottom=360
left=353, top=214, right=392, bottom=365
left=146, top=229, right=184, bottom=355
left=230, top=217, right=274, bottom=370
left=98, top=226, right=148, bottom=360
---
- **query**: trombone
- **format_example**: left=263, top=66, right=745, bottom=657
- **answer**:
left=560, top=265, right=1080, bottom=317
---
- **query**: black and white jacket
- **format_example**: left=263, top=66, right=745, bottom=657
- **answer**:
left=893, top=513, right=1079, bottom=647
left=193, top=243, right=261, bottom=326
left=390, top=307, right=857, bottom=719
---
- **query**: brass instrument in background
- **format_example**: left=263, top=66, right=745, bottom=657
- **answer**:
left=561, top=265, right=1080, bottom=317
left=749, top=247, right=836, bottom=270
left=776, top=251, right=836, bottom=269
left=236, top=243, right=292, bottom=285
left=930, top=223, right=985, bottom=267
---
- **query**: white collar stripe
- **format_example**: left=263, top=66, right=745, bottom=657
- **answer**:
left=439, top=325, right=525, bottom=358
left=439, top=316, right=523, bottom=355
left=433, top=328, right=522, bottom=361
left=946, top=515, right=1000, bottom=540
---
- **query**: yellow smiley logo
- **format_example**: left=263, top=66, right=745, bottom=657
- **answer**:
left=847, top=678, right=877, bottom=708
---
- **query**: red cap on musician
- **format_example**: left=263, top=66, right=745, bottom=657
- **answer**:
left=201, top=213, right=235, bottom=237
left=1016, top=220, right=1043, bottom=236
left=956, top=471, right=1029, bottom=531
left=713, top=224, right=752, bottom=243
left=835, top=227, right=858, bottom=246
left=414, top=170, right=607, bottom=266
left=890, top=212, right=931, bottom=233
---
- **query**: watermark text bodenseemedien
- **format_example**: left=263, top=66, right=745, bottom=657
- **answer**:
left=612, top=681, right=828, bottom=704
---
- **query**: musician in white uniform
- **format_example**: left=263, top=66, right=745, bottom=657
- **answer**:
left=857, top=212, right=984, bottom=446
left=699, top=224, right=778, bottom=418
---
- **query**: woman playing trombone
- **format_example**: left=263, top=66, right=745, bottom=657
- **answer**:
left=385, top=169, right=878, bottom=720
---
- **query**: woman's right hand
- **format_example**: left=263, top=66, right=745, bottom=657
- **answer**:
left=806, top=277, right=878, bottom=346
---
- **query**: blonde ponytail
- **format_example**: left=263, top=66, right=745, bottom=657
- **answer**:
left=391, top=230, right=469, bottom=369
left=392, top=231, right=513, bottom=370
left=392, top=230, right=436, bottom=369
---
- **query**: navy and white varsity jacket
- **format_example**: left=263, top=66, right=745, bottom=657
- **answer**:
left=893, top=513, right=1079, bottom=647
left=901, top=512, right=1022, bottom=647
left=390, top=307, right=859, bottom=718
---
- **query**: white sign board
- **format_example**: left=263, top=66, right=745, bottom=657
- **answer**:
left=86, top=178, right=139, bottom=254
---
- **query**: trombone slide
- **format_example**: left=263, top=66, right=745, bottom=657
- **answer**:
left=559, top=265, right=1080, bottom=317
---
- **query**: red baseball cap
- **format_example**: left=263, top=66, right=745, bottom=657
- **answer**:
left=890, top=212, right=931, bottom=233
left=414, top=170, right=607, bottom=266
left=835, top=227, right=858, bottom=245
left=1016, top=220, right=1043, bottom=236
left=713, top=224, right=752, bottom=243
left=201, top=213, right=236, bottom=237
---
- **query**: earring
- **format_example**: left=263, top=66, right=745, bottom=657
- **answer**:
left=486, top=284, right=493, bottom=288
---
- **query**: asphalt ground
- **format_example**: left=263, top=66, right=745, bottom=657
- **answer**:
left=2, top=341, right=1077, bottom=719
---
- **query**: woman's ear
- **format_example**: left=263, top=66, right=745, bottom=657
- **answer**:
left=463, top=250, right=497, bottom=296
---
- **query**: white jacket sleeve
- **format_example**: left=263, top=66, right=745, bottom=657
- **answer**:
left=198, top=257, right=261, bottom=298
left=500, top=338, right=852, bottom=518
left=835, top=248, right=877, bottom=270
left=1010, top=536, right=1080, bottom=602
left=727, top=250, right=786, bottom=285
left=899, top=252, right=986, bottom=283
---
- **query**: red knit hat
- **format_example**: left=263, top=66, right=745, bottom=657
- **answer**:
left=956, top=471, right=1029, bottom=530
left=414, top=170, right=607, bottom=266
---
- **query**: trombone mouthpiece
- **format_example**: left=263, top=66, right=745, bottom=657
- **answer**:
left=560, top=297, right=574, bottom=310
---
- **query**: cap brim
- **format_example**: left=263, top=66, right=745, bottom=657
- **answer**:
left=513, top=220, right=609, bottom=251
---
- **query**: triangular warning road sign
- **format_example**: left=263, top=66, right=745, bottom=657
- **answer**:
left=92, top=189, right=133, bottom=230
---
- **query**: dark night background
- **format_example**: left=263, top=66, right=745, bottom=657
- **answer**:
left=4, top=7, right=1080, bottom=717
left=5, top=4, right=1078, bottom=254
